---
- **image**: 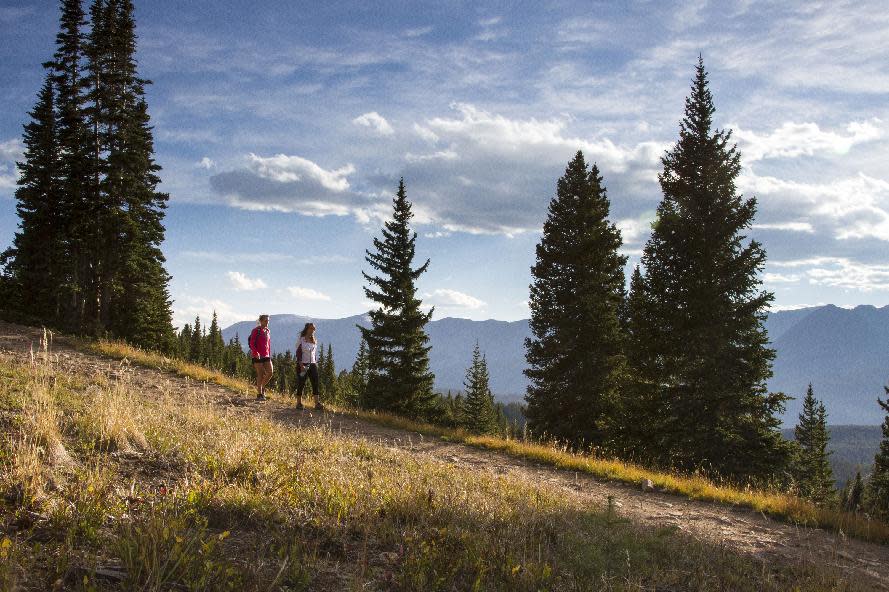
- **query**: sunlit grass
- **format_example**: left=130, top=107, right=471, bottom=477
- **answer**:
left=86, top=338, right=889, bottom=547
left=0, top=349, right=878, bottom=590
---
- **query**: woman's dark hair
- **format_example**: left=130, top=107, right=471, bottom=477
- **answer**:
left=299, top=323, right=315, bottom=338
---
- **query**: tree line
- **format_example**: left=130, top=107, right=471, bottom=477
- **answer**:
left=0, top=0, right=175, bottom=351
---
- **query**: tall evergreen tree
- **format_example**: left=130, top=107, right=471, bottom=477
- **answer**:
left=99, top=0, right=174, bottom=349
left=321, top=343, right=336, bottom=398
left=205, top=311, right=224, bottom=369
left=793, top=384, right=834, bottom=503
left=44, top=0, right=94, bottom=330
left=868, top=393, right=889, bottom=518
left=350, top=337, right=369, bottom=405
left=359, top=179, right=435, bottom=418
left=178, top=323, right=192, bottom=360
left=627, top=58, right=790, bottom=480
left=524, top=151, right=627, bottom=449
left=843, top=471, right=864, bottom=513
left=7, top=0, right=174, bottom=349
left=189, top=315, right=203, bottom=363
left=462, top=342, right=497, bottom=435
left=2, top=75, right=63, bottom=323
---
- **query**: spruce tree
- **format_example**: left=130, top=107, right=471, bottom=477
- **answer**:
left=2, top=75, right=63, bottom=323
left=793, top=384, right=834, bottom=503
left=462, top=342, right=497, bottom=435
left=626, top=58, right=790, bottom=480
left=205, top=311, right=224, bottom=369
left=178, top=323, right=191, bottom=360
left=322, top=343, right=336, bottom=399
left=845, top=471, right=864, bottom=513
left=44, top=0, right=94, bottom=330
left=350, top=337, right=369, bottom=405
left=99, top=0, right=174, bottom=349
left=189, top=316, right=203, bottom=363
left=868, top=393, right=889, bottom=518
left=359, top=179, right=435, bottom=418
left=524, top=151, right=627, bottom=449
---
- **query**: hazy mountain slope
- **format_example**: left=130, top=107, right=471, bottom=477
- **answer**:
left=769, top=305, right=889, bottom=425
left=224, top=305, right=889, bottom=424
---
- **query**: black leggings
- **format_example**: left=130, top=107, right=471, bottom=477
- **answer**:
left=297, top=363, right=319, bottom=398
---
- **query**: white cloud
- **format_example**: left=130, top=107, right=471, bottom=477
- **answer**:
left=183, top=251, right=293, bottom=263
left=404, top=26, right=433, bottom=38
left=734, top=119, right=883, bottom=162
left=768, top=302, right=829, bottom=312
left=173, top=296, right=249, bottom=329
left=413, top=124, right=440, bottom=144
left=752, top=222, right=815, bottom=233
left=616, top=214, right=656, bottom=245
left=287, top=286, right=331, bottom=301
left=209, top=153, right=382, bottom=219
left=0, top=138, right=23, bottom=161
left=227, top=271, right=268, bottom=291
left=740, top=171, right=889, bottom=241
left=763, top=272, right=802, bottom=283
left=404, top=149, right=459, bottom=163
left=353, top=111, right=395, bottom=136
left=769, top=257, right=889, bottom=292
left=0, top=138, right=22, bottom=191
left=247, top=153, right=354, bottom=191
left=197, top=156, right=216, bottom=169
left=424, top=288, right=486, bottom=310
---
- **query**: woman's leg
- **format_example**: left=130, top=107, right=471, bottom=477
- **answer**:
left=259, top=360, right=274, bottom=394
left=253, top=361, right=263, bottom=396
left=296, top=368, right=307, bottom=406
left=308, top=363, right=322, bottom=407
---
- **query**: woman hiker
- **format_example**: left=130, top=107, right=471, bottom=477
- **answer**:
left=295, top=322, right=324, bottom=410
left=248, top=314, right=273, bottom=401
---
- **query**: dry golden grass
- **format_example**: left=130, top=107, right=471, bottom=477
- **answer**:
left=86, top=338, right=889, bottom=547
left=0, top=352, right=880, bottom=590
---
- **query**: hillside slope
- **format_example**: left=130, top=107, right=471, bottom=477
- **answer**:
left=2, top=322, right=888, bottom=590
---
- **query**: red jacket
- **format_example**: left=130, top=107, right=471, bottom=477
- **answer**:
left=248, top=326, right=270, bottom=359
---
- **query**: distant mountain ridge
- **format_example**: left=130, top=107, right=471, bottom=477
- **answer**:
left=223, top=304, right=889, bottom=425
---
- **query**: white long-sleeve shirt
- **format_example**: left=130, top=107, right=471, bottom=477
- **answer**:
left=296, top=336, right=317, bottom=364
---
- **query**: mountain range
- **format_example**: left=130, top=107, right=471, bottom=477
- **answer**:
left=223, top=304, right=889, bottom=425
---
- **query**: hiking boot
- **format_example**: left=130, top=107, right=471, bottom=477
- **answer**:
left=315, top=401, right=325, bottom=411
left=295, top=402, right=304, bottom=410
left=256, top=393, right=267, bottom=401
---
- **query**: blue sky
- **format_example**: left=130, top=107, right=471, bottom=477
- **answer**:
left=2, top=0, right=889, bottom=328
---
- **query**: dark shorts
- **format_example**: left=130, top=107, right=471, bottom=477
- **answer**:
left=253, top=357, right=271, bottom=363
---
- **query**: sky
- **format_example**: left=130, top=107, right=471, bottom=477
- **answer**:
left=2, top=0, right=889, bottom=328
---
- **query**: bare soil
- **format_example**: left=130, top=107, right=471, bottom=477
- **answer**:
left=2, top=321, right=887, bottom=589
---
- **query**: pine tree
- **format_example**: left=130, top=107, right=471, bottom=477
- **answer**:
left=350, top=337, right=369, bottom=405
left=2, top=75, right=62, bottom=323
left=322, top=343, right=336, bottom=399
left=462, top=342, right=497, bottom=435
left=524, top=151, right=627, bottom=449
left=868, top=393, right=889, bottom=518
left=793, top=384, right=834, bottom=503
left=359, top=179, right=435, bottom=418
left=626, top=58, right=791, bottom=480
left=205, top=311, right=224, bottom=369
left=178, top=323, right=192, bottom=359
left=844, top=471, right=864, bottom=513
left=99, top=0, right=174, bottom=349
left=189, top=316, right=203, bottom=363
left=317, top=344, right=326, bottom=392
left=44, top=0, right=94, bottom=331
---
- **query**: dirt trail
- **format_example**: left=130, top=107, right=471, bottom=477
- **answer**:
left=2, top=322, right=887, bottom=589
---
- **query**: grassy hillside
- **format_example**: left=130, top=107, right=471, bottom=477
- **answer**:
left=88, top=339, right=889, bottom=546
left=0, top=350, right=878, bottom=590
